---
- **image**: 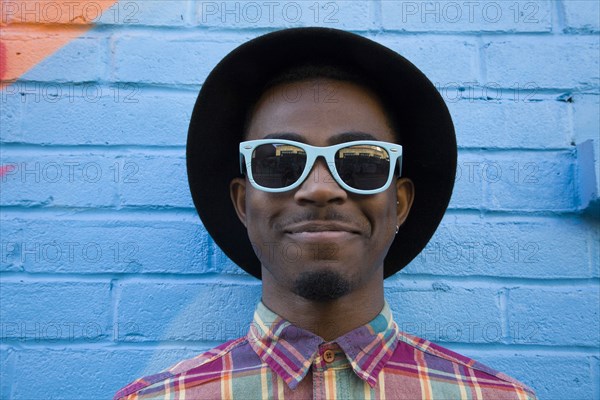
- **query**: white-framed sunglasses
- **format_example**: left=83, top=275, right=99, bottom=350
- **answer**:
left=239, top=139, right=402, bottom=195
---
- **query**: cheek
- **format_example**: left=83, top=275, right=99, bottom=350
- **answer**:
left=243, top=190, right=284, bottom=242
left=243, top=197, right=271, bottom=262
left=366, top=193, right=398, bottom=239
left=371, top=190, right=397, bottom=217
left=244, top=193, right=268, bottom=230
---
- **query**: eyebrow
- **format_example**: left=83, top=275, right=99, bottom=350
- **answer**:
left=261, top=131, right=379, bottom=145
left=262, top=132, right=307, bottom=142
left=328, top=132, right=378, bottom=144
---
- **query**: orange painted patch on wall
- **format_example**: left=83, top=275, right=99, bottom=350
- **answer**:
left=0, top=0, right=118, bottom=90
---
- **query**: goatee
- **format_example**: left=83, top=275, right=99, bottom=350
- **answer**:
left=292, top=270, right=351, bottom=302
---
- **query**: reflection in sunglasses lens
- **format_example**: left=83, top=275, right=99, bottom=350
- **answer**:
left=252, top=143, right=307, bottom=188
left=336, top=145, right=390, bottom=190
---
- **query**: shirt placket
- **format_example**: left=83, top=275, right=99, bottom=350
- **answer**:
left=311, top=343, right=348, bottom=400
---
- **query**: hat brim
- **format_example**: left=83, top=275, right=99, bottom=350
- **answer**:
left=187, top=27, right=456, bottom=279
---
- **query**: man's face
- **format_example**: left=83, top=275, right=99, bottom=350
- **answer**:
left=230, top=79, right=413, bottom=301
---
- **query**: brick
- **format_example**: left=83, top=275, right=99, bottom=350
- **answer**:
left=483, top=150, right=577, bottom=211
left=10, top=348, right=204, bottom=400
left=117, top=282, right=260, bottom=341
left=0, top=215, right=224, bottom=274
left=404, top=214, right=594, bottom=279
left=0, top=213, right=246, bottom=275
left=593, top=356, right=600, bottom=400
left=484, top=36, right=600, bottom=89
left=112, top=33, right=243, bottom=85
left=0, top=152, right=198, bottom=209
left=96, top=0, right=191, bottom=26
left=0, top=1, right=192, bottom=27
left=378, top=35, right=479, bottom=84
left=1, top=0, right=119, bottom=25
left=0, top=154, right=120, bottom=208
left=382, top=0, right=552, bottom=32
left=0, top=282, right=111, bottom=342
left=385, top=286, right=502, bottom=344
left=447, top=151, right=485, bottom=210
left=118, top=153, right=193, bottom=208
left=508, top=288, right=600, bottom=346
left=563, top=0, right=600, bottom=32
left=449, top=99, right=570, bottom=149
left=1, top=85, right=196, bottom=146
left=16, top=32, right=106, bottom=82
left=0, top=348, right=13, bottom=399
left=0, top=91, right=21, bottom=141
left=195, top=0, right=376, bottom=31
left=449, top=150, right=574, bottom=211
left=474, top=353, right=596, bottom=400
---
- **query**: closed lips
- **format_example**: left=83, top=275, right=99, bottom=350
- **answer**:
left=284, top=222, right=361, bottom=234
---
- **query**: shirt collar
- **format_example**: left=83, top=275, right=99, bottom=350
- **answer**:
left=246, top=301, right=399, bottom=389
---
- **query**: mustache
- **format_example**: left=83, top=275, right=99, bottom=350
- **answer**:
left=273, top=209, right=369, bottom=232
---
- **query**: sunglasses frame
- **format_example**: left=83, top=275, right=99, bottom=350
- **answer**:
left=239, top=139, right=403, bottom=195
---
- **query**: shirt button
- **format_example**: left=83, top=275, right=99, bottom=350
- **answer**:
left=323, top=350, right=335, bottom=363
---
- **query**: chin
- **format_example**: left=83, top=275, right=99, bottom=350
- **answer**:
left=292, top=269, right=352, bottom=302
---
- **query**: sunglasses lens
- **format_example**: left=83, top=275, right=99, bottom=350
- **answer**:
left=335, top=145, right=390, bottom=190
left=251, top=143, right=307, bottom=188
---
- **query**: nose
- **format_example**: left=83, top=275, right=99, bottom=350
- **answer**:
left=294, top=158, right=348, bottom=205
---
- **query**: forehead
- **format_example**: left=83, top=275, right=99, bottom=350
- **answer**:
left=245, top=79, right=396, bottom=145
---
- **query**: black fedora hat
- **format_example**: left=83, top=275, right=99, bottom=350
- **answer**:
left=187, top=27, right=456, bottom=279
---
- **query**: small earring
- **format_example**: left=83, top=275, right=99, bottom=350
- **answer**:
left=395, top=225, right=399, bottom=235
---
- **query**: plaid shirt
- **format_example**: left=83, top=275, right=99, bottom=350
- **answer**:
left=115, top=301, right=537, bottom=399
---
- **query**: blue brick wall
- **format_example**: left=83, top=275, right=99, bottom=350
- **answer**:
left=1, top=1, right=598, bottom=399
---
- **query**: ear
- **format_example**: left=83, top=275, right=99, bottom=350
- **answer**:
left=395, top=177, right=414, bottom=228
left=230, top=177, right=248, bottom=228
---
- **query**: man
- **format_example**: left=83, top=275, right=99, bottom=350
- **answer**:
left=115, top=28, right=537, bottom=399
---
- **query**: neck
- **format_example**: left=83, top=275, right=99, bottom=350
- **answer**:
left=261, top=267, right=385, bottom=341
